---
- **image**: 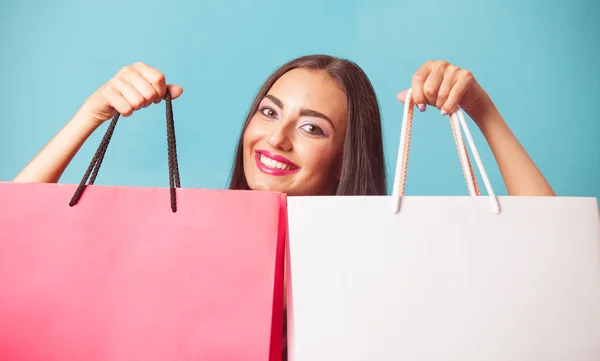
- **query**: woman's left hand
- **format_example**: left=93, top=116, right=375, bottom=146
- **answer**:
left=397, top=60, right=490, bottom=116
left=397, top=60, right=555, bottom=197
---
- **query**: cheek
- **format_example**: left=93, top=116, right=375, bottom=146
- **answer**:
left=296, top=143, right=340, bottom=172
left=242, top=118, right=262, bottom=151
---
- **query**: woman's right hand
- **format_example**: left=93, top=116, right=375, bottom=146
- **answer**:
left=13, top=62, right=183, bottom=184
left=81, top=62, right=184, bottom=126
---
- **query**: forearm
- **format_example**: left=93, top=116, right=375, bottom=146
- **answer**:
left=13, top=111, right=100, bottom=184
left=466, top=96, right=556, bottom=196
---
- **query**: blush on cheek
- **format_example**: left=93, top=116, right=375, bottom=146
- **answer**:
left=242, top=117, right=268, bottom=146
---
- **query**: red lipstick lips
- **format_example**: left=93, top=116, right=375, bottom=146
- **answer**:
left=255, top=150, right=300, bottom=176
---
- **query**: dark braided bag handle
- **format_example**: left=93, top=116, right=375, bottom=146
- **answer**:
left=69, top=91, right=181, bottom=212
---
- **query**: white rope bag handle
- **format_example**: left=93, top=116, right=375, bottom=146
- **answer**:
left=391, top=88, right=501, bottom=215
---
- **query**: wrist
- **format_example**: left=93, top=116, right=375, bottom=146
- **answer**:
left=464, top=93, right=502, bottom=128
left=69, top=109, right=103, bottom=138
left=72, top=101, right=104, bottom=129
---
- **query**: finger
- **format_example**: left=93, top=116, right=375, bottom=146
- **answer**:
left=110, top=77, right=146, bottom=113
left=436, top=67, right=459, bottom=112
left=396, top=89, right=408, bottom=103
left=411, top=62, right=432, bottom=112
left=119, top=67, right=158, bottom=108
left=166, top=84, right=184, bottom=100
left=441, top=70, right=473, bottom=115
left=103, top=86, right=134, bottom=117
left=422, top=62, right=447, bottom=107
left=131, top=62, right=167, bottom=102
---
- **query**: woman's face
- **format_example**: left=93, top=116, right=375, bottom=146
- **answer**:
left=242, top=68, right=348, bottom=196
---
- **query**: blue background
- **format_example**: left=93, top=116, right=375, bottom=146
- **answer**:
left=1, top=0, right=598, bottom=197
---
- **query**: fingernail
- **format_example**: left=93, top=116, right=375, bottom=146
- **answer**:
left=417, top=104, right=426, bottom=112
left=440, top=109, right=448, bottom=116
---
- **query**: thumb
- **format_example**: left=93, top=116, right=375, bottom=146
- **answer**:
left=396, top=89, right=408, bottom=103
left=166, top=84, right=184, bottom=100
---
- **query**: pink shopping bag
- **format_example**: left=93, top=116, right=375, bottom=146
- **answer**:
left=0, top=94, right=286, bottom=361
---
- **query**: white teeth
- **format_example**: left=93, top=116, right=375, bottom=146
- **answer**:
left=259, top=154, right=293, bottom=171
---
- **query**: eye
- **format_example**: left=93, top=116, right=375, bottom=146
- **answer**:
left=259, top=107, right=278, bottom=119
left=299, top=123, right=326, bottom=137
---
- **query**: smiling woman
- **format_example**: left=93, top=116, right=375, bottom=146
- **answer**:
left=12, top=54, right=555, bottom=200
left=241, top=68, right=350, bottom=195
left=11, top=53, right=556, bottom=360
left=231, top=57, right=385, bottom=196
left=228, top=56, right=387, bottom=197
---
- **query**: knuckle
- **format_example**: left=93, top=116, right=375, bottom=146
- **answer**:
left=142, top=88, right=156, bottom=100
left=111, top=75, right=125, bottom=84
left=412, top=74, right=424, bottom=82
left=461, top=69, right=474, bottom=80
left=119, top=66, right=132, bottom=75
left=100, top=84, right=113, bottom=96
left=131, top=98, right=144, bottom=108
left=423, top=86, right=436, bottom=97
left=133, top=61, right=146, bottom=68
left=149, top=71, right=165, bottom=85
left=120, top=104, right=134, bottom=115
left=108, top=77, right=121, bottom=90
left=437, top=89, right=449, bottom=100
left=436, top=60, right=449, bottom=69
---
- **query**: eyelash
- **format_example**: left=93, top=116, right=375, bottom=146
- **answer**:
left=299, top=123, right=326, bottom=137
left=260, top=107, right=278, bottom=119
left=258, top=106, right=327, bottom=137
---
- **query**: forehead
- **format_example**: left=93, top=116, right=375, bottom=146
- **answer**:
left=268, top=68, right=347, bottom=123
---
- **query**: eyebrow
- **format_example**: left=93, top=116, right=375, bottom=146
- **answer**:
left=265, top=94, right=335, bottom=131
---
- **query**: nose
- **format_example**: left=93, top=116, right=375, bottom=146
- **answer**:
left=266, top=122, right=293, bottom=151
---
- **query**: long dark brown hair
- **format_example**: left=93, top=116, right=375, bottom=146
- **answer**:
left=228, top=54, right=387, bottom=195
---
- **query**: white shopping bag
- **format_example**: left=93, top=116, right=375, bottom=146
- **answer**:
left=286, top=89, right=600, bottom=361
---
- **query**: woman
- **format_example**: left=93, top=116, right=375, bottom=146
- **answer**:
left=12, top=54, right=555, bottom=358
left=13, top=54, right=554, bottom=198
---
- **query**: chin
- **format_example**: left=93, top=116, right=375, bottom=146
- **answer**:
left=246, top=179, right=302, bottom=195
left=247, top=179, right=285, bottom=193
